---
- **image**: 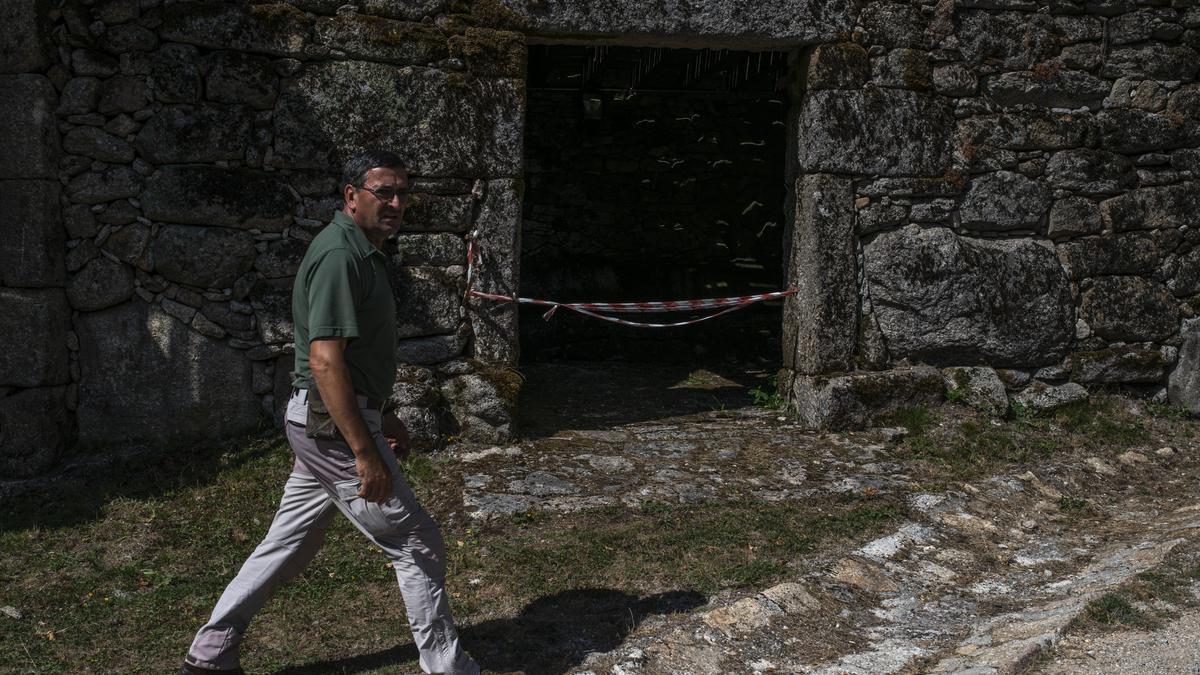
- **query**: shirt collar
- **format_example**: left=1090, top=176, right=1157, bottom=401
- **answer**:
left=330, top=211, right=383, bottom=259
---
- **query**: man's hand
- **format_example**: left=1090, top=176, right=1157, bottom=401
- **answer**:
left=382, top=412, right=411, bottom=460
left=355, top=449, right=393, bottom=503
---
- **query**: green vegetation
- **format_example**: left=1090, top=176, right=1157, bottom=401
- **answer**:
left=0, top=437, right=900, bottom=673
left=748, top=375, right=784, bottom=410
left=1081, top=593, right=1157, bottom=630
left=880, top=406, right=936, bottom=435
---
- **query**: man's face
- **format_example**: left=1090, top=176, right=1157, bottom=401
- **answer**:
left=344, top=166, right=410, bottom=246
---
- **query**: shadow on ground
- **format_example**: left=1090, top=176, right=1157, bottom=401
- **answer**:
left=0, top=432, right=279, bottom=533
left=269, top=588, right=706, bottom=675
left=518, top=360, right=775, bottom=438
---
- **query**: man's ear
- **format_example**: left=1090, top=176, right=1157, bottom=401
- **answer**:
left=343, top=183, right=358, bottom=212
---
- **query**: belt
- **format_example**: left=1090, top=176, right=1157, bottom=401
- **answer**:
left=293, top=387, right=385, bottom=412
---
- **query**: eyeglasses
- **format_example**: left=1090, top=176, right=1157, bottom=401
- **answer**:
left=357, top=184, right=416, bottom=205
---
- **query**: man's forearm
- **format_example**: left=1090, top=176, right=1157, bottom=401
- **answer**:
left=310, top=350, right=376, bottom=458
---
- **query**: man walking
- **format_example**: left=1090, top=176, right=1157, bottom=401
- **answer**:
left=181, top=150, right=478, bottom=674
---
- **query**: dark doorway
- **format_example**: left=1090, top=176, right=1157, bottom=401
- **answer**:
left=520, top=45, right=791, bottom=370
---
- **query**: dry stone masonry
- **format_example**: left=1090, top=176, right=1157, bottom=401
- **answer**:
left=1, top=0, right=1198, bottom=477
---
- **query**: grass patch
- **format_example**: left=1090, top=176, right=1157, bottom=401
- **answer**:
left=880, top=406, right=936, bottom=435
left=1080, top=593, right=1158, bottom=630
left=748, top=375, right=784, bottom=410
left=0, top=436, right=902, bottom=674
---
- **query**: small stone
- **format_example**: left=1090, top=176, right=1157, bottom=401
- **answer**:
left=160, top=298, right=196, bottom=323
left=1, top=606, right=21, bottom=620
left=1085, top=456, right=1118, bottom=476
left=1117, top=451, right=1149, bottom=465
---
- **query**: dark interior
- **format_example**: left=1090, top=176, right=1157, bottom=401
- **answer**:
left=520, top=45, right=791, bottom=365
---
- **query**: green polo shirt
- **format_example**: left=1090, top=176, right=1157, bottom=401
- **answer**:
left=291, top=211, right=396, bottom=402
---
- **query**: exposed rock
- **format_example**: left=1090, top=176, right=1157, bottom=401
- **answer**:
left=783, top=174, right=855, bottom=374
left=447, top=27, right=525, bottom=79
left=0, top=180, right=64, bottom=288
left=97, top=200, right=139, bottom=227
left=985, top=70, right=1109, bottom=109
left=65, top=166, right=142, bottom=205
left=0, top=0, right=51, bottom=73
left=159, top=2, right=315, bottom=57
left=97, top=75, right=149, bottom=114
left=392, top=265, right=462, bottom=339
left=0, top=75, right=58, bottom=180
left=71, top=49, right=118, bottom=77
left=1081, top=276, right=1179, bottom=342
left=58, top=78, right=101, bottom=115
left=75, top=302, right=261, bottom=445
left=1101, top=44, right=1200, bottom=80
left=932, top=64, right=977, bottom=97
left=1110, top=8, right=1178, bottom=45
left=66, top=239, right=99, bottom=272
left=957, top=11, right=1057, bottom=69
left=394, top=404, right=442, bottom=452
left=861, top=2, right=934, bottom=48
left=1012, top=381, right=1089, bottom=413
left=466, top=179, right=521, bottom=365
left=251, top=279, right=293, bottom=344
left=704, top=597, right=783, bottom=636
left=865, top=227, right=1073, bottom=366
left=273, top=61, right=522, bottom=177
left=1047, top=197, right=1102, bottom=240
left=101, top=223, right=152, bottom=271
left=312, top=14, right=448, bottom=65
left=396, top=332, right=468, bottom=365
left=495, top=0, right=852, bottom=43
left=811, top=42, right=868, bottom=90
left=1168, top=248, right=1200, bottom=297
left=154, top=225, right=257, bottom=289
left=100, top=24, right=158, bottom=53
left=253, top=237, right=308, bottom=279
left=62, top=126, right=135, bottom=163
left=832, top=556, right=900, bottom=593
left=134, top=103, right=253, bottom=163
left=960, top=171, right=1050, bottom=232
left=0, top=387, right=71, bottom=479
left=441, top=368, right=519, bottom=443
left=1057, top=231, right=1173, bottom=280
left=396, top=233, right=466, bottom=267
left=872, top=48, right=931, bottom=90
left=1168, top=318, right=1200, bottom=414
left=1072, top=347, right=1166, bottom=384
left=1046, top=149, right=1136, bottom=196
left=798, top=89, right=952, bottom=177
left=943, top=367, right=1009, bottom=416
left=399, top=193, right=474, bottom=233
left=66, top=257, right=134, bottom=312
left=0, top=288, right=69, bottom=388
left=857, top=202, right=907, bottom=235
left=1101, top=182, right=1200, bottom=232
left=148, top=43, right=202, bottom=103
left=142, top=166, right=294, bottom=231
left=203, top=51, right=278, bottom=109
left=1096, top=109, right=1200, bottom=154
left=787, top=366, right=944, bottom=431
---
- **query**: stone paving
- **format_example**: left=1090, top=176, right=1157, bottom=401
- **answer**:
left=441, top=363, right=1200, bottom=674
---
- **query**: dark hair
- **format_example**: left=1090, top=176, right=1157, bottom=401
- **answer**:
left=340, top=149, right=406, bottom=189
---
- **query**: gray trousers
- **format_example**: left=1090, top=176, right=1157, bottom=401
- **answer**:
left=186, top=393, right=477, bottom=674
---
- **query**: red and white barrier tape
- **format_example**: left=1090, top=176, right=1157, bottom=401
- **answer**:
left=464, top=233, right=796, bottom=329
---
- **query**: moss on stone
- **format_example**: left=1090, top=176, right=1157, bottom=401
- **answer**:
left=449, top=27, right=525, bottom=78
left=468, top=0, right=527, bottom=29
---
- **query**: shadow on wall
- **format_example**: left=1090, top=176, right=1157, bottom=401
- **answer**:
left=38, top=1, right=525, bottom=481
left=268, top=588, right=706, bottom=675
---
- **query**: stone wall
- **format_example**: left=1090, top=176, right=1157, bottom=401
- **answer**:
left=4, top=0, right=1199, bottom=476
left=783, top=0, right=1200, bottom=427
left=0, top=0, right=527, bottom=478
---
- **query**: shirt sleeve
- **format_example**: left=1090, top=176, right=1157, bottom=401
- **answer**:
left=305, top=248, right=362, bottom=340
